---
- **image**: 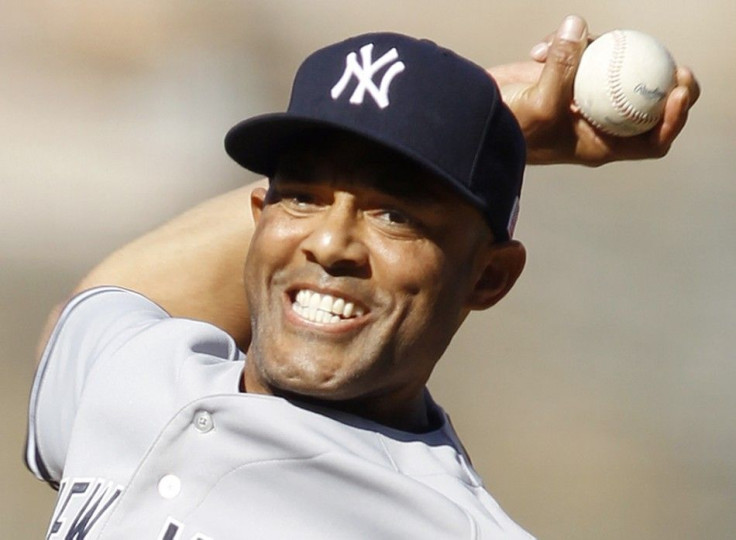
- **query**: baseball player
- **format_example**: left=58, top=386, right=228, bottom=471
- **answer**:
left=26, top=15, right=698, bottom=539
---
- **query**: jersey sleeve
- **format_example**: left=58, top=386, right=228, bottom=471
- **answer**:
left=25, top=286, right=169, bottom=487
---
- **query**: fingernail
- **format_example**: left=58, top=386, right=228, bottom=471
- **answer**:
left=530, top=42, right=549, bottom=59
left=557, top=15, right=585, bottom=41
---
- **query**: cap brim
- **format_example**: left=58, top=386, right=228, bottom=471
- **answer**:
left=225, top=113, right=489, bottom=212
left=225, top=113, right=381, bottom=178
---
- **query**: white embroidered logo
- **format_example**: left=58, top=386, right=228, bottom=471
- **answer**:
left=330, top=43, right=405, bottom=109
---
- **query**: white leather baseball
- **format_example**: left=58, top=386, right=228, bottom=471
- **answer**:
left=573, top=30, right=677, bottom=137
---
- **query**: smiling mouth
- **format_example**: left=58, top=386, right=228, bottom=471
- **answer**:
left=292, top=289, right=366, bottom=324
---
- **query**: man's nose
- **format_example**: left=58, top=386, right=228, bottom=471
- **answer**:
left=300, top=197, right=369, bottom=273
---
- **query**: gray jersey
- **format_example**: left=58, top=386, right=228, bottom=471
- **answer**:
left=26, top=287, right=534, bottom=539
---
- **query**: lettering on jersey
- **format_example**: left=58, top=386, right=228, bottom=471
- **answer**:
left=158, top=516, right=213, bottom=540
left=330, top=43, right=405, bottom=109
left=46, top=477, right=123, bottom=539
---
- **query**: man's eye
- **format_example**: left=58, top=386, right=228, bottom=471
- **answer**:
left=281, top=192, right=319, bottom=210
left=376, top=209, right=411, bottom=225
left=289, top=194, right=314, bottom=206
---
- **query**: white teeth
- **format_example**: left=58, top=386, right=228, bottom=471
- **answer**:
left=319, top=295, right=333, bottom=312
left=292, top=289, right=365, bottom=323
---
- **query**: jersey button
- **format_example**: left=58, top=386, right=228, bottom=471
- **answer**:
left=193, top=410, right=214, bottom=433
left=158, top=474, right=181, bottom=499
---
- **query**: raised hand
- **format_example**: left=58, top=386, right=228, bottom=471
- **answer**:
left=489, top=15, right=700, bottom=166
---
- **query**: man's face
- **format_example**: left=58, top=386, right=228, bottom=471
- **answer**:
left=242, top=133, right=521, bottom=426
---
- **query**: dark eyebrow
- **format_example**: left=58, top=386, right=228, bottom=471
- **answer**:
left=274, top=130, right=451, bottom=204
left=361, top=163, right=447, bottom=204
left=277, top=159, right=446, bottom=205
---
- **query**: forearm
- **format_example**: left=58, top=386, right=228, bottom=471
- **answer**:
left=70, top=179, right=266, bottom=349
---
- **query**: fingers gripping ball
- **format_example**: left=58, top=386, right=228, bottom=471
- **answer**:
left=573, top=30, right=677, bottom=137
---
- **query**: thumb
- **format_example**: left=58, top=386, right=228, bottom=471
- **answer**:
left=535, top=15, right=588, bottom=111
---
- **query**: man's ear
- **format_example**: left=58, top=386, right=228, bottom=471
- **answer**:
left=250, top=186, right=268, bottom=224
left=467, top=240, right=526, bottom=311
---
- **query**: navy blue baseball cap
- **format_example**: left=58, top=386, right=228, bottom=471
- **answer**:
left=225, top=32, right=525, bottom=241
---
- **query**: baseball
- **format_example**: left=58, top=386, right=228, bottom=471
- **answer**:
left=573, top=29, right=677, bottom=137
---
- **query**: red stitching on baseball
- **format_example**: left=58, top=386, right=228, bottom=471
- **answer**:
left=607, top=31, right=656, bottom=127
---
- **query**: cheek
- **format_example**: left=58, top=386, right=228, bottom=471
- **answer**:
left=244, top=214, right=302, bottom=314
left=373, top=239, right=448, bottom=301
left=375, top=242, right=472, bottom=368
left=376, top=237, right=477, bottom=330
left=246, top=213, right=301, bottom=276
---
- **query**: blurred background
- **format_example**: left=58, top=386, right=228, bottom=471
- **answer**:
left=2, top=1, right=734, bottom=538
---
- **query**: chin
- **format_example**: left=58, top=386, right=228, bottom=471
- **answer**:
left=259, top=356, right=362, bottom=401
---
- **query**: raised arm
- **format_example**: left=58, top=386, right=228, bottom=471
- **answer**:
left=37, top=16, right=699, bottom=358
left=37, top=179, right=267, bottom=354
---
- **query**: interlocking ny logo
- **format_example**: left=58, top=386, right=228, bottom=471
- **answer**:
left=330, top=43, right=405, bottom=109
